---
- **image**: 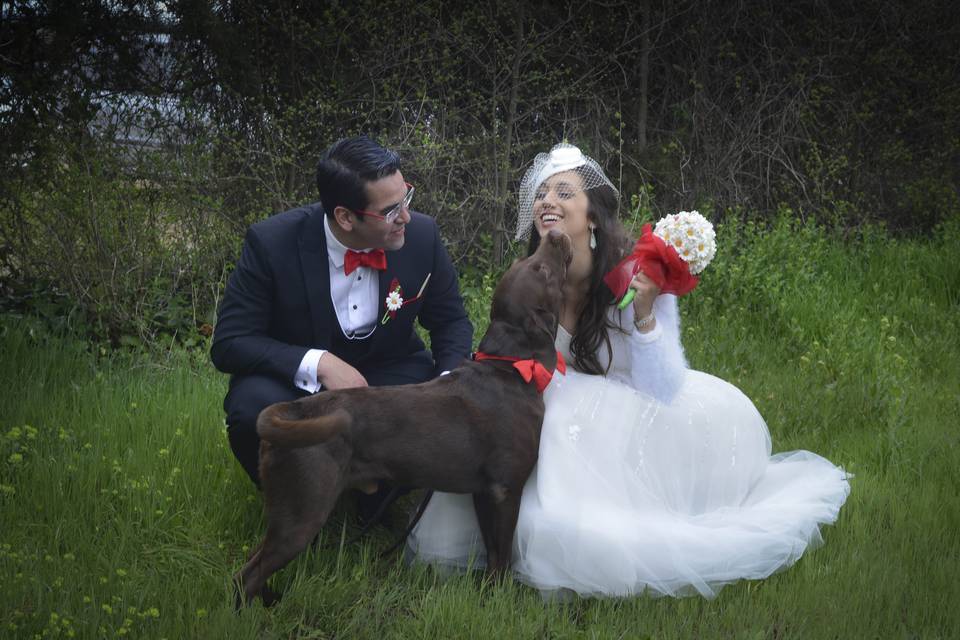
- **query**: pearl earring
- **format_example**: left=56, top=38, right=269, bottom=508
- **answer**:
left=589, top=226, right=597, bottom=250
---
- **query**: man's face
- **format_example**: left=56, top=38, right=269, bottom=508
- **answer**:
left=352, top=171, right=411, bottom=251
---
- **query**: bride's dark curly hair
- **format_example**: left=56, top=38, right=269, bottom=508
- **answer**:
left=526, top=177, right=631, bottom=375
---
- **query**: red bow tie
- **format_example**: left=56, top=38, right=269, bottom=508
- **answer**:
left=344, top=249, right=387, bottom=275
left=473, top=351, right=567, bottom=393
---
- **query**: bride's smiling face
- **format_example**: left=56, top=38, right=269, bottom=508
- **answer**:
left=533, top=171, right=592, bottom=250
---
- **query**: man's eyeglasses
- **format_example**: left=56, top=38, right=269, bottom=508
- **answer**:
left=351, top=183, right=414, bottom=223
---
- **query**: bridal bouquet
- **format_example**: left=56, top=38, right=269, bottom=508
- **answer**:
left=604, top=210, right=717, bottom=309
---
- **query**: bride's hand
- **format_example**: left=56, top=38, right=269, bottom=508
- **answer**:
left=629, top=272, right=660, bottom=331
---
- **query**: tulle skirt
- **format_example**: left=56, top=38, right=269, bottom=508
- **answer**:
left=407, top=370, right=851, bottom=599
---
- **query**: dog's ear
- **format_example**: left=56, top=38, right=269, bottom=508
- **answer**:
left=523, top=309, right=558, bottom=346
left=525, top=309, right=554, bottom=334
left=523, top=312, right=559, bottom=371
left=478, top=319, right=527, bottom=353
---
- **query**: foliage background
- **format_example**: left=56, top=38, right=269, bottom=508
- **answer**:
left=2, top=0, right=958, bottom=341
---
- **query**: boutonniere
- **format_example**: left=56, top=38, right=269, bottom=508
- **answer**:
left=381, top=273, right=432, bottom=325
left=381, top=278, right=404, bottom=325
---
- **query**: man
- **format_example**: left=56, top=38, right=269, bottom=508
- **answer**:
left=211, top=136, right=473, bottom=503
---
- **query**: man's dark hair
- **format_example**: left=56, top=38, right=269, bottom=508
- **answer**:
left=316, top=135, right=401, bottom=218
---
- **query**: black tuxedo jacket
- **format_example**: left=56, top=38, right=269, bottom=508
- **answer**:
left=211, top=203, right=473, bottom=386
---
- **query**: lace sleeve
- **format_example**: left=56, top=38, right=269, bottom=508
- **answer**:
left=626, top=294, right=688, bottom=403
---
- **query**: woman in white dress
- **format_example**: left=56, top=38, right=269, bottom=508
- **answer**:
left=407, top=143, right=850, bottom=599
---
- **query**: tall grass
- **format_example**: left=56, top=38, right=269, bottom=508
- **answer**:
left=1, top=216, right=958, bottom=639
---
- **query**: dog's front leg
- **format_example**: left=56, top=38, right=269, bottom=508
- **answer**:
left=490, top=490, right=523, bottom=578
left=472, top=484, right=520, bottom=577
left=472, top=491, right=499, bottom=570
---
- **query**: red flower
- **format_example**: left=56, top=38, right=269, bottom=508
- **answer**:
left=603, top=223, right=699, bottom=300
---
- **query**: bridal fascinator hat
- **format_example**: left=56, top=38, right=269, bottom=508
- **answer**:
left=515, top=142, right=619, bottom=241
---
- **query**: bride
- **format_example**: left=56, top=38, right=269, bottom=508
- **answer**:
left=407, top=143, right=850, bottom=598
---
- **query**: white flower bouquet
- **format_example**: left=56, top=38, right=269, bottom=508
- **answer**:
left=654, top=210, right=717, bottom=275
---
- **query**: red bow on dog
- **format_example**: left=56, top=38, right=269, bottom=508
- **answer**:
left=473, top=351, right=567, bottom=393
left=344, top=249, right=387, bottom=275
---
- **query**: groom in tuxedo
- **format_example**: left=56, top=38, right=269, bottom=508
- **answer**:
left=211, top=136, right=473, bottom=503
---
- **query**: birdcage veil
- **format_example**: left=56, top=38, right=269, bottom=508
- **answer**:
left=515, top=143, right=619, bottom=242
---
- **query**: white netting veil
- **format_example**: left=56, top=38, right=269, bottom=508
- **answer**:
left=515, top=143, right=619, bottom=242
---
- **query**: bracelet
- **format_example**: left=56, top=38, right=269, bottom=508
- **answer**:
left=633, top=311, right=655, bottom=330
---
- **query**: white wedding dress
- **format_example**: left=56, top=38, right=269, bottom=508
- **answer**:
left=407, top=295, right=850, bottom=598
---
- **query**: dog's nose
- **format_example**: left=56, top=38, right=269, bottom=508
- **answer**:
left=544, top=230, right=572, bottom=264
left=545, top=230, right=568, bottom=248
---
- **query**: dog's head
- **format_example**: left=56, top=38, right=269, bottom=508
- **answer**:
left=478, top=230, right=571, bottom=363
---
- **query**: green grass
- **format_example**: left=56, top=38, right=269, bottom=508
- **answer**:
left=2, top=215, right=958, bottom=639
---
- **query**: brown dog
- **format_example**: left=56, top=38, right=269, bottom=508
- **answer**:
left=234, top=230, right=571, bottom=605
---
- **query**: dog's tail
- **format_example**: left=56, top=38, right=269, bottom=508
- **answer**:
left=256, top=404, right=351, bottom=448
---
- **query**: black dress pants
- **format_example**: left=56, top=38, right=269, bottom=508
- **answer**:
left=224, top=374, right=309, bottom=487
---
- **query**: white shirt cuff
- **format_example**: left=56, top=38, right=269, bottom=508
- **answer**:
left=295, top=349, right=326, bottom=393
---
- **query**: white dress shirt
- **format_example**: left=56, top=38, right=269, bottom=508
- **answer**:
left=294, top=216, right=382, bottom=393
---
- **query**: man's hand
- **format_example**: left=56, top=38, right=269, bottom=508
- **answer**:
left=316, top=352, right=368, bottom=390
left=629, top=271, right=661, bottom=333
